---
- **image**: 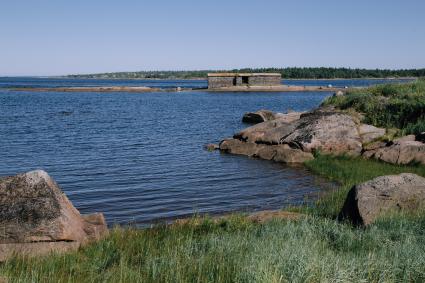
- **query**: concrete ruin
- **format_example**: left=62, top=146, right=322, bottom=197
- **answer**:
left=207, top=73, right=282, bottom=89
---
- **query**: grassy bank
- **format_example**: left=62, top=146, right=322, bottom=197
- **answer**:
left=2, top=213, right=425, bottom=282
left=1, top=155, right=425, bottom=282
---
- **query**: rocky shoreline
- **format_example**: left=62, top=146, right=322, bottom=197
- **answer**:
left=207, top=104, right=425, bottom=227
left=212, top=107, right=425, bottom=166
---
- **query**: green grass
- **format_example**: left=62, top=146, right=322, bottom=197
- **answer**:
left=2, top=214, right=425, bottom=283
left=323, top=79, right=425, bottom=135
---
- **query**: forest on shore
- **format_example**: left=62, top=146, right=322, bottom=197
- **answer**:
left=67, top=67, right=425, bottom=80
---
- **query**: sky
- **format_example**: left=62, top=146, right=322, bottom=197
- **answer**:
left=1, top=0, right=424, bottom=76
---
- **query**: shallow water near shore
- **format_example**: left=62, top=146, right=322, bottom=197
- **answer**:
left=0, top=78, right=404, bottom=226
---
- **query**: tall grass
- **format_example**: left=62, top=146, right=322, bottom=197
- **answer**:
left=323, top=79, right=425, bottom=135
left=2, top=213, right=425, bottom=283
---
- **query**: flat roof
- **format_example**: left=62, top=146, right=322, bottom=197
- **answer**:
left=207, top=73, right=281, bottom=77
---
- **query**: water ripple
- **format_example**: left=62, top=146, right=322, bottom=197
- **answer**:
left=0, top=79, right=339, bottom=225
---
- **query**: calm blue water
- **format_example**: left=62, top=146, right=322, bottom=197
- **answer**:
left=0, top=78, right=406, bottom=226
left=0, top=77, right=206, bottom=89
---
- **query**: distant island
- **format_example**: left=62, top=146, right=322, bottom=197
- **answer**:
left=66, top=67, right=425, bottom=80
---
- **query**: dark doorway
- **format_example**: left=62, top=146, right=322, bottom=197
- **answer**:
left=242, top=76, right=249, bottom=84
left=232, top=77, right=237, bottom=86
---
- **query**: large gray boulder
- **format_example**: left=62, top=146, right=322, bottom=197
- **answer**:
left=280, top=109, right=363, bottom=155
left=339, top=173, right=425, bottom=225
left=235, top=108, right=363, bottom=156
left=0, top=170, right=108, bottom=260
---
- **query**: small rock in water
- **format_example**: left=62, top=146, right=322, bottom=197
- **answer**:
left=59, top=111, right=73, bottom=116
left=204, top=143, right=219, bottom=151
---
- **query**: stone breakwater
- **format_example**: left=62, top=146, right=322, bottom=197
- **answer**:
left=213, top=107, right=425, bottom=166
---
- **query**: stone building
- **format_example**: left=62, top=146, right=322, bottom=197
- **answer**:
left=207, top=73, right=282, bottom=89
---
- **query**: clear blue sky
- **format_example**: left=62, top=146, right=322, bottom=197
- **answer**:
left=1, top=0, right=424, bottom=76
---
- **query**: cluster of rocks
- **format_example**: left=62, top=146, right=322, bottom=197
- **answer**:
left=210, top=107, right=425, bottom=166
left=0, top=170, right=108, bottom=261
left=363, top=135, right=425, bottom=165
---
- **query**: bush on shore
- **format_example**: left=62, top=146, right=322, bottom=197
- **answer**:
left=323, top=79, right=425, bottom=135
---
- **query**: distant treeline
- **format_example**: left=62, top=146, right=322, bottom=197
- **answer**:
left=67, top=67, right=425, bottom=80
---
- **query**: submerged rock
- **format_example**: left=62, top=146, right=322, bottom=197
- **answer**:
left=204, top=143, right=219, bottom=151
left=0, top=170, right=108, bottom=261
left=339, top=173, right=425, bottom=225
